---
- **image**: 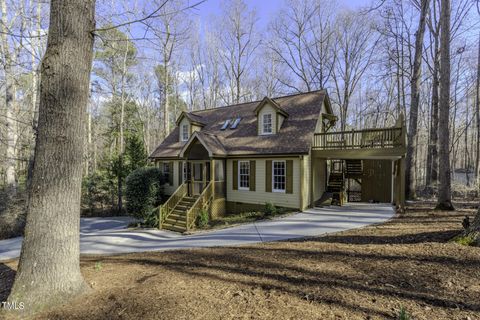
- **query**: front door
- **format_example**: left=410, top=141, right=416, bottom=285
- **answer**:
left=192, top=162, right=204, bottom=195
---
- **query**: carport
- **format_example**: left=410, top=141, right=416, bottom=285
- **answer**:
left=310, top=116, right=407, bottom=209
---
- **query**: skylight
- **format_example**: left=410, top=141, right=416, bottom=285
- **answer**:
left=230, top=117, right=241, bottom=129
left=221, top=119, right=231, bottom=130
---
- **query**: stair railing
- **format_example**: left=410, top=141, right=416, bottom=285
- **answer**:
left=186, top=180, right=213, bottom=231
left=158, top=182, right=187, bottom=229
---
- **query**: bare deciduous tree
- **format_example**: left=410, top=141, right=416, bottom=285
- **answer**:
left=435, top=0, right=454, bottom=210
left=331, top=10, right=379, bottom=131
left=425, top=0, right=441, bottom=187
left=475, top=31, right=480, bottom=185
left=406, top=0, right=430, bottom=199
left=268, top=0, right=336, bottom=93
left=1, top=0, right=19, bottom=195
left=150, top=0, right=190, bottom=136
left=8, top=0, right=96, bottom=311
left=216, top=0, right=260, bottom=104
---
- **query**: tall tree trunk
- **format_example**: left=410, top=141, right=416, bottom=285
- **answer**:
left=4, top=78, right=17, bottom=194
left=435, top=0, right=454, bottom=210
left=117, top=39, right=129, bottom=213
left=465, top=92, right=470, bottom=186
left=162, top=24, right=171, bottom=138
left=27, top=0, right=43, bottom=189
left=475, top=31, right=480, bottom=187
left=1, top=0, right=18, bottom=195
left=466, top=209, right=480, bottom=244
left=425, top=23, right=440, bottom=187
left=426, top=36, right=440, bottom=187
left=8, top=0, right=96, bottom=312
left=30, top=0, right=41, bottom=126
left=164, top=63, right=170, bottom=138
left=406, top=0, right=430, bottom=199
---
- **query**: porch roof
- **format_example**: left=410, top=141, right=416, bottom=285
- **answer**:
left=180, top=131, right=228, bottom=158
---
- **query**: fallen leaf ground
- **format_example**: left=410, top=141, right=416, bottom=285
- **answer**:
left=1, top=202, right=479, bottom=320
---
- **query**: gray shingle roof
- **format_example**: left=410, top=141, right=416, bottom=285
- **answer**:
left=176, top=112, right=206, bottom=126
left=150, top=90, right=329, bottom=158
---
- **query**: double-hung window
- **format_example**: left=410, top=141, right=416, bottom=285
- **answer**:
left=262, top=114, right=272, bottom=134
left=272, top=160, right=286, bottom=192
left=181, top=124, right=189, bottom=141
left=238, top=161, right=250, bottom=190
left=163, top=162, right=171, bottom=185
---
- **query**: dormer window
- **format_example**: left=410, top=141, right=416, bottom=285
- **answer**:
left=262, top=114, right=273, bottom=134
left=255, top=97, right=289, bottom=136
left=181, top=124, right=189, bottom=141
left=176, top=112, right=205, bottom=142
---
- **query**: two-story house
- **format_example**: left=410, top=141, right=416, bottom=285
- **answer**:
left=150, top=90, right=406, bottom=232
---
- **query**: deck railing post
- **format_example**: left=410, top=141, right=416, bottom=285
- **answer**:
left=351, top=129, right=354, bottom=149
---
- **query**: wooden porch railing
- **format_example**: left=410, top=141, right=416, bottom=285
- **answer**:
left=186, top=180, right=213, bottom=231
left=312, top=127, right=404, bottom=150
left=158, top=182, right=187, bottom=229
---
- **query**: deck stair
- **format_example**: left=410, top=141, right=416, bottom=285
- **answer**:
left=162, top=195, right=198, bottom=233
left=327, top=172, right=344, bottom=193
left=326, top=160, right=347, bottom=205
left=345, top=160, right=363, bottom=179
left=326, top=172, right=345, bottom=205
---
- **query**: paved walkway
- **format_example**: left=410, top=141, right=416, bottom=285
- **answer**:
left=0, top=203, right=394, bottom=261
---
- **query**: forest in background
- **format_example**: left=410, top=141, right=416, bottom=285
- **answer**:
left=0, top=0, right=479, bottom=215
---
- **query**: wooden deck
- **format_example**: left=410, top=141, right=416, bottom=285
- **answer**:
left=312, top=126, right=406, bottom=159
left=313, top=127, right=405, bottom=150
left=311, top=125, right=407, bottom=207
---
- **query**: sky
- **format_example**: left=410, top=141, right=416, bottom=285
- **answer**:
left=191, top=0, right=373, bottom=29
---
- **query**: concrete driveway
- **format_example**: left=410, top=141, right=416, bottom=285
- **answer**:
left=0, top=203, right=394, bottom=261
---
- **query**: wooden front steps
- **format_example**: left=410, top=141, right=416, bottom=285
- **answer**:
left=162, top=195, right=198, bottom=233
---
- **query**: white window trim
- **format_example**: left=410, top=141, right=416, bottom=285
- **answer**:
left=272, top=160, right=286, bottom=193
left=181, top=124, right=189, bottom=141
left=238, top=160, right=250, bottom=191
left=262, top=113, right=273, bottom=135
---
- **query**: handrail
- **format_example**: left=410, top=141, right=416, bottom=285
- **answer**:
left=312, top=126, right=405, bottom=150
left=158, top=182, right=187, bottom=229
left=186, top=180, right=213, bottom=231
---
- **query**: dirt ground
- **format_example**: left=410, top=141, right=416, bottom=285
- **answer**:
left=1, top=202, right=479, bottom=320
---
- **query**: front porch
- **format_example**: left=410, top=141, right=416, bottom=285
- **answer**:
left=157, top=136, right=227, bottom=233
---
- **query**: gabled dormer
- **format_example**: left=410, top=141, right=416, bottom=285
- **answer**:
left=314, top=93, right=336, bottom=133
left=254, top=97, right=289, bottom=135
left=176, top=112, right=205, bottom=142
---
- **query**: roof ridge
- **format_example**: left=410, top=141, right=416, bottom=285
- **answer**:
left=197, top=130, right=217, bottom=137
left=190, top=89, right=326, bottom=115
